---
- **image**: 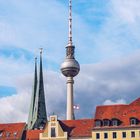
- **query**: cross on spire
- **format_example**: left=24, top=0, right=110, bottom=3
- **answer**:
left=40, top=48, right=43, bottom=54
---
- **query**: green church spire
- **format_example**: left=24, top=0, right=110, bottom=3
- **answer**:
left=27, top=57, right=38, bottom=129
left=28, top=49, right=47, bottom=130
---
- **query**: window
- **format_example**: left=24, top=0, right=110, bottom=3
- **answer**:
left=104, top=133, right=108, bottom=139
left=112, top=120, right=118, bottom=126
left=51, top=128, right=56, bottom=137
left=122, top=132, right=126, bottom=138
left=113, top=132, right=117, bottom=139
left=95, top=120, right=101, bottom=127
left=131, top=131, right=135, bottom=138
left=6, top=132, right=10, bottom=137
left=96, top=133, right=100, bottom=139
left=13, top=132, right=17, bottom=137
left=0, top=132, right=3, bottom=137
left=130, top=118, right=137, bottom=125
left=103, top=119, right=110, bottom=126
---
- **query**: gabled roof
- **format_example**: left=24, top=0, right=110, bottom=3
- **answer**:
left=25, top=119, right=94, bottom=139
left=0, top=122, right=26, bottom=139
left=60, top=119, right=94, bottom=137
left=94, top=98, right=140, bottom=128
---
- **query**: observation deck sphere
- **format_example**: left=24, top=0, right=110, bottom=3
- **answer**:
left=61, top=58, right=80, bottom=77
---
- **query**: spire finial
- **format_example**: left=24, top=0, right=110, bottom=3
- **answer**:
left=40, top=48, right=43, bottom=54
left=68, top=0, right=72, bottom=46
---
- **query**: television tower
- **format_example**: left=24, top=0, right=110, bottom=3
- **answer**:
left=61, top=0, right=80, bottom=120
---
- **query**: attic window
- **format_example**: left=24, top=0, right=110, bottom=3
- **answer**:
left=95, top=120, right=102, bottom=127
left=6, top=132, right=10, bottom=137
left=0, top=132, right=3, bottom=137
left=112, top=118, right=119, bottom=126
left=130, top=118, right=138, bottom=125
left=103, top=119, right=110, bottom=126
left=13, top=132, right=18, bottom=137
left=112, top=120, right=118, bottom=126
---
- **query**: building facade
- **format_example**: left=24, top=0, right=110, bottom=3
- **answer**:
left=39, top=115, right=94, bottom=140
left=92, top=98, right=140, bottom=140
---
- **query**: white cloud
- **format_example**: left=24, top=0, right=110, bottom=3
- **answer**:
left=90, top=0, right=140, bottom=62
left=0, top=56, right=33, bottom=86
left=0, top=0, right=140, bottom=122
left=0, top=69, right=66, bottom=123
left=0, top=93, right=29, bottom=123
left=111, top=0, right=140, bottom=24
left=0, top=22, right=17, bottom=44
left=0, top=51, right=140, bottom=122
left=103, top=99, right=126, bottom=105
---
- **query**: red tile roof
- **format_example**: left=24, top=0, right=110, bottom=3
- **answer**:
left=60, top=119, right=94, bottom=137
left=0, top=122, right=26, bottom=140
left=25, top=130, right=44, bottom=140
left=25, top=119, right=94, bottom=139
left=94, top=98, right=140, bottom=128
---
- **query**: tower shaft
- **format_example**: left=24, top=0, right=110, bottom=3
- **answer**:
left=66, top=77, right=74, bottom=120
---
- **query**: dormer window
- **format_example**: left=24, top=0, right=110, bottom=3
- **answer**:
left=6, top=132, right=10, bottom=137
left=13, top=132, right=17, bottom=137
left=112, top=120, right=118, bottom=126
left=103, top=119, right=110, bottom=126
left=130, top=117, right=138, bottom=125
left=112, top=118, right=120, bottom=126
left=95, top=120, right=102, bottom=127
left=0, top=131, right=3, bottom=137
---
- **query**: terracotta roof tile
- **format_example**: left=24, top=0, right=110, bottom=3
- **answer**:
left=94, top=98, right=140, bottom=128
left=60, top=119, right=94, bottom=137
left=25, top=130, right=44, bottom=140
left=0, top=122, right=26, bottom=139
left=25, top=119, right=94, bottom=139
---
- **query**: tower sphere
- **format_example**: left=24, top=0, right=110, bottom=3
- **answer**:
left=61, top=57, right=80, bottom=77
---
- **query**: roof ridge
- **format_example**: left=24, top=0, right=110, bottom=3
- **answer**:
left=61, top=118, right=94, bottom=122
left=96, top=104, right=127, bottom=108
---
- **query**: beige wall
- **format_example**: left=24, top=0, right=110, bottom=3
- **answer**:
left=70, top=138, right=92, bottom=140
left=92, top=127, right=140, bottom=140
left=40, top=115, right=93, bottom=140
left=40, top=115, right=67, bottom=140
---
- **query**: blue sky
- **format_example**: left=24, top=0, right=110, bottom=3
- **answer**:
left=0, top=0, right=140, bottom=122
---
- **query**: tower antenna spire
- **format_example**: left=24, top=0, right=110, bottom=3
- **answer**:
left=68, top=0, right=73, bottom=46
